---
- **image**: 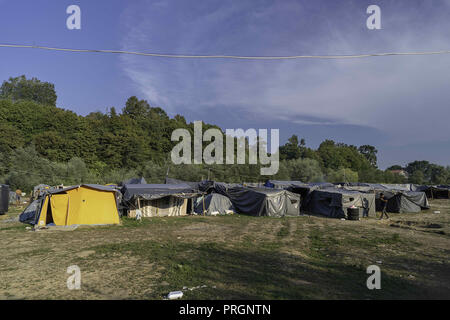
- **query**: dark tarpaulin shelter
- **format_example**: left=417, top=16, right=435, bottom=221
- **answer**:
left=303, top=187, right=376, bottom=219
left=340, top=183, right=429, bottom=213
left=0, top=184, right=9, bottom=215
left=122, top=183, right=198, bottom=202
left=194, top=193, right=234, bottom=216
left=19, top=198, right=42, bottom=224
left=210, top=183, right=300, bottom=217
left=424, top=185, right=450, bottom=199
left=375, top=191, right=429, bottom=213
left=264, top=181, right=336, bottom=213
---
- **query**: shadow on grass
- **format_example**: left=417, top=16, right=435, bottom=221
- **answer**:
left=85, top=239, right=445, bottom=300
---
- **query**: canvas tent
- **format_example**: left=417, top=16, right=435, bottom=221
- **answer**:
left=210, top=183, right=301, bottom=217
left=303, top=187, right=376, bottom=219
left=0, top=185, right=9, bottom=215
left=194, top=193, right=234, bottom=216
left=122, top=183, right=200, bottom=218
left=19, top=184, right=120, bottom=227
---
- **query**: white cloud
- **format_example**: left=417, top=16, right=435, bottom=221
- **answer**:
left=118, top=0, right=450, bottom=146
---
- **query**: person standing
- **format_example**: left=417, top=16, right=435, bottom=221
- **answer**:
left=15, top=188, right=22, bottom=205
left=379, top=193, right=389, bottom=220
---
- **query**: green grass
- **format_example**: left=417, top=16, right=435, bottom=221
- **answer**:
left=1, top=201, right=449, bottom=300
left=277, top=219, right=290, bottom=238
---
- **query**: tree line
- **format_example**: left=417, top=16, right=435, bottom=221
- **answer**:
left=0, top=75, right=449, bottom=191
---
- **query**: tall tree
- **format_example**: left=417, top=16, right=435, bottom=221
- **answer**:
left=358, top=145, right=378, bottom=167
left=0, top=75, right=57, bottom=106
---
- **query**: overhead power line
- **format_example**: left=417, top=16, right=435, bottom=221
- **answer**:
left=1, top=43, right=450, bottom=60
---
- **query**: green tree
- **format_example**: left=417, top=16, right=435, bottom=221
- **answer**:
left=409, top=170, right=425, bottom=184
left=279, top=135, right=302, bottom=160
left=286, top=158, right=324, bottom=182
left=358, top=145, right=378, bottom=167
left=326, top=168, right=358, bottom=183
left=0, top=75, right=57, bottom=106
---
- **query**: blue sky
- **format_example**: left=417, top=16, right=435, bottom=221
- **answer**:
left=0, top=0, right=449, bottom=169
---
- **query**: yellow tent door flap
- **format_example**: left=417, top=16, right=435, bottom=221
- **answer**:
left=50, top=194, right=70, bottom=225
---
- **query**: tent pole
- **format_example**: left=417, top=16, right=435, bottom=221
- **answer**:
left=202, top=193, right=206, bottom=216
left=137, top=197, right=141, bottom=221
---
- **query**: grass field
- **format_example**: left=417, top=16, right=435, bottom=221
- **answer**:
left=0, top=200, right=449, bottom=300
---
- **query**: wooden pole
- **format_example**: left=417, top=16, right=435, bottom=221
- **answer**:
left=202, top=192, right=206, bottom=216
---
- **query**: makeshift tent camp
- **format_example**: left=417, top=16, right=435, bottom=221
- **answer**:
left=303, top=187, right=376, bottom=219
left=0, top=185, right=9, bottom=215
left=424, top=185, right=450, bottom=199
left=340, top=183, right=429, bottom=213
left=122, top=183, right=200, bottom=218
left=375, top=191, right=429, bottom=213
left=210, top=183, right=301, bottom=217
left=264, top=181, right=337, bottom=213
left=20, top=184, right=120, bottom=227
left=194, top=193, right=234, bottom=216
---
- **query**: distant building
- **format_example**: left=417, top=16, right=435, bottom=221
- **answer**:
left=389, top=169, right=409, bottom=178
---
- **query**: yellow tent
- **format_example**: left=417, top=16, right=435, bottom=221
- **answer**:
left=35, top=184, right=120, bottom=227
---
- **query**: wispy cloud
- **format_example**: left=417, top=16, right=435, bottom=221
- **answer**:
left=118, top=0, right=450, bottom=147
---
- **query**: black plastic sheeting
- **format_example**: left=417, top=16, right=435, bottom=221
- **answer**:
left=19, top=199, right=43, bottom=225
left=334, top=182, right=430, bottom=213
left=375, top=191, right=429, bottom=213
left=424, top=185, right=450, bottom=199
left=0, top=184, right=9, bottom=214
left=208, top=183, right=300, bottom=217
left=303, top=188, right=376, bottom=219
left=194, top=193, right=234, bottom=215
left=122, top=183, right=199, bottom=202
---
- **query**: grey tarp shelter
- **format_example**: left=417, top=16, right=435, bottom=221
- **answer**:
left=209, top=183, right=301, bottom=217
left=121, top=183, right=200, bottom=217
left=264, top=181, right=336, bottom=212
left=340, top=183, right=429, bottom=213
left=375, top=191, right=429, bottom=213
left=303, top=187, right=376, bottom=219
left=194, top=193, right=234, bottom=216
left=0, top=184, right=9, bottom=215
